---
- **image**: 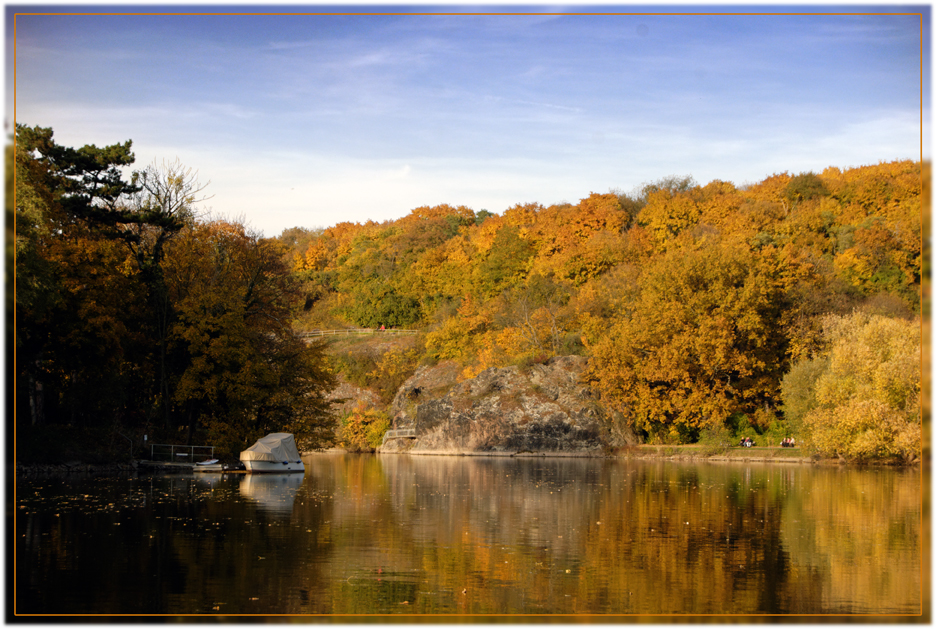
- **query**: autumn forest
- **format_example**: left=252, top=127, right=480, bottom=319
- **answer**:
left=12, top=125, right=925, bottom=464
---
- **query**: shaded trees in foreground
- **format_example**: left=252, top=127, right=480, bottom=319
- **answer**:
left=14, top=125, right=335, bottom=459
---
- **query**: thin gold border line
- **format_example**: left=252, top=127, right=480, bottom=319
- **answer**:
left=10, top=612, right=929, bottom=617
left=10, top=10, right=928, bottom=620
left=916, top=11, right=925, bottom=620
left=8, top=11, right=929, bottom=16
left=13, top=11, right=18, bottom=619
left=922, top=12, right=927, bottom=619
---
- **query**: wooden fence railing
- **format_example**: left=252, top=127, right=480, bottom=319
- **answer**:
left=298, top=328, right=419, bottom=338
left=149, top=443, right=216, bottom=462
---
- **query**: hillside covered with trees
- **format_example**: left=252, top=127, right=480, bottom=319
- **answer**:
left=13, top=123, right=924, bottom=463
left=282, top=159, right=924, bottom=462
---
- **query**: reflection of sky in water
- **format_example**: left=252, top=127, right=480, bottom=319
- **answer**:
left=239, top=474, right=304, bottom=515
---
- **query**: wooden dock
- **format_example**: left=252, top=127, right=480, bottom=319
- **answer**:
left=137, top=460, right=247, bottom=473
left=137, top=460, right=196, bottom=471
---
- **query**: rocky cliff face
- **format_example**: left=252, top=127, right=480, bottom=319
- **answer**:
left=382, top=356, right=622, bottom=454
left=327, top=378, right=382, bottom=415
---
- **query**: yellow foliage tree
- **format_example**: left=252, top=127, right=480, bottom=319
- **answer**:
left=366, top=346, right=422, bottom=403
left=585, top=242, right=790, bottom=441
left=338, top=404, right=391, bottom=452
left=799, top=312, right=921, bottom=462
left=424, top=294, right=490, bottom=361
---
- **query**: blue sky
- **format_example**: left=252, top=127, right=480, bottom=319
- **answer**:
left=7, top=6, right=930, bottom=237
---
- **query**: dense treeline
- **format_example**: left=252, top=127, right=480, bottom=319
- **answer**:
left=13, top=125, right=335, bottom=459
left=13, top=123, right=923, bottom=463
left=283, top=162, right=923, bottom=462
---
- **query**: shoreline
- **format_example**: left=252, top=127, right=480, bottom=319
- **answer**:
left=18, top=446, right=914, bottom=475
left=321, top=444, right=821, bottom=464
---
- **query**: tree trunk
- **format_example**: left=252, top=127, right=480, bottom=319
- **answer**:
left=29, top=375, right=44, bottom=426
left=186, top=409, right=194, bottom=446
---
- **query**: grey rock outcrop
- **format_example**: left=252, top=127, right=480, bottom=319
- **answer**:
left=327, top=378, right=382, bottom=415
left=382, top=356, right=614, bottom=454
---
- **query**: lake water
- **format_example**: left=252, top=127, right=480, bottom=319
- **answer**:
left=14, top=454, right=923, bottom=618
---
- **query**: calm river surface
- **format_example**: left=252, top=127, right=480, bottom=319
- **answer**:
left=15, top=454, right=922, bottom=617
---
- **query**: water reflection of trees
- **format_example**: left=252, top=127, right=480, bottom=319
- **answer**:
left=779, top=467, right=921, bottom=614
left=16, top=459, right=921, bottom=616
left=305, top=456, right=921, bottom=615
left=17, top=474, right=338, bottom=615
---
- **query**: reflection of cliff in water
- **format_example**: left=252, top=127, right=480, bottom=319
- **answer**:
left=239, top=473, right=304, bottom=515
